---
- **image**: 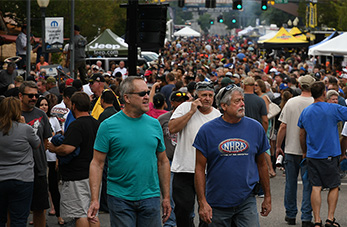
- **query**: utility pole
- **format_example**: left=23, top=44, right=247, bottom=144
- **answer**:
left=127, top=0, right=138, bottom=76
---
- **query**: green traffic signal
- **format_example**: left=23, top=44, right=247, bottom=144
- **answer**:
left=210, top=20, right=214, bottom=25
left=232, top=18, right=236, bottom=24
left=262, top=5, right=267, bottom=10
left=237, top=4, right=242, bottom=10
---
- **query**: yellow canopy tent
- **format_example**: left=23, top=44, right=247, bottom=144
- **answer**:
left=290, top=27, right=315, bottom=41
left=258, top=27, right=309, bottom=49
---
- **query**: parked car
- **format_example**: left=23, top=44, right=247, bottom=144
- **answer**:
left=140, top=51, right=159, bottom=62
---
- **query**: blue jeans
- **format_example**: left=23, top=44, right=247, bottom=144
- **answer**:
left=200, top=195, right=259, bottom=227
left=0, top=180, right=34, bottom=227
left=108, top=195, right=161, bottom=227
left=284, top=154, right=312, bottom=221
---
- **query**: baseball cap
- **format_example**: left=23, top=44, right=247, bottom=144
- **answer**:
left=170, top=91, right=189, bottom=102
left=340, top=74, right=347, bottom=79
left=221, top=77, right=234, bottom=87
left=298, top=75, right=315, bottom=87
left=225, top=72, right=233, bottom=77
left=65, top=78, right=74, bottom=86
left=279, top=83, right=289, bottom=90
left=269, top=68, right=278, bottom=73
left=232, top=73, right=240, bottom=79
left=89, top=73, right=105, bottom=83
left=46, top=76, right=56, bottom=84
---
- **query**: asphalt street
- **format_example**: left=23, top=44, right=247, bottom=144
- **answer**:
left=29, top=169, right=347, bottom=226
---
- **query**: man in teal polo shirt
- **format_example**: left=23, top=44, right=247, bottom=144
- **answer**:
left=88, top=76, right=171, bottom=227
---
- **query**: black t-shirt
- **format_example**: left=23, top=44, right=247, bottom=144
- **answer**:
left=60, top=115, right=98, bottom=181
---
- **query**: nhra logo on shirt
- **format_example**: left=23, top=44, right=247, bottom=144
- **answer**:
left=218, top=139, right=249, bottom=154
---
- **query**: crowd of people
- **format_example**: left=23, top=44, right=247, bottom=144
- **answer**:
left=1, top=33, right=347, bottom=227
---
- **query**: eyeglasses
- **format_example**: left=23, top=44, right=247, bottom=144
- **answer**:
left=22, top=93, right=40, bottom=99
left=220, top=84, right=237, bottom=101
left=128, top=90, right=150, bottom=97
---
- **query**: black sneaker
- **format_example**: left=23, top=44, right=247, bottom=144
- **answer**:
left=302, top=221, right=314, bottom=227
left=285, top=216, right=296, bottom=225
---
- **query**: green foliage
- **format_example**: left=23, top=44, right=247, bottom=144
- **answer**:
left=173, top=4, right=192, bottom=25
left=0, top=0, right=127, bottom=40
left=259, top=7, right=293, bottom=28
left=197, top=13, right=212, bottom=33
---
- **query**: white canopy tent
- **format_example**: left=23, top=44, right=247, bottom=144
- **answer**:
left=258, top=31, right=277, bottom=41
left=308, top=32, right=346, bottom=56
left=238, top=26, right=254, bottom=36
left=173, top=26, right=201, bottom=37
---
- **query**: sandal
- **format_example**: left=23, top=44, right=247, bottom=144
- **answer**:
left=314, top=221, right=322, bottom=226
left=325, top=218, right=340, bottom=227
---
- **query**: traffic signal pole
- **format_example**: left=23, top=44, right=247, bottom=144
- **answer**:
left=127, top=0, right=138, bottom=76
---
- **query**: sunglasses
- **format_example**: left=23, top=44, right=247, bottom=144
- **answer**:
left=175, top=92, right=187, bottom=97
left=195, top=82, right=214, bottom=90
left=128, top=90, right=150, bottom=97
left=220, top=84, right=237, bottom=101
left=22, top=93, right=40, bottom=99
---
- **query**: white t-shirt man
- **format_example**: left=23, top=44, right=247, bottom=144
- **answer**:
left=278, top=96, right=314, bottom=155
left=170, top=102, right=221, bottom=173
left=113, top=67, right=128, bottom=80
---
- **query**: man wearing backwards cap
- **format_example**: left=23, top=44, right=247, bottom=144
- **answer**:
left=194, top=84, right=271, bottom=226
left=89, top=73, right=120, bottom=120
left=298, top=81, right=347, bottom=227
left=276, top=75, right=315, bottom=227
left=158, top=91, right=189, bottom=227
left=168, top=81, right=220, bottom=226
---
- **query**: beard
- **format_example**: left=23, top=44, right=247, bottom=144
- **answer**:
left=236, top=107, right=245, bottom=118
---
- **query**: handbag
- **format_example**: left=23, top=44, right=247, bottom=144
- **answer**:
left=265, top=95, right=281, bottom=119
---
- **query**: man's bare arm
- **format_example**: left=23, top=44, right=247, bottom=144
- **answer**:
left=157, top=151, right=171, bottom=223
left=276, top=123, right=287, bottom=157
left=256, top=152, right=271, bottom=217
left=299, top=128, right=307, bottom=156
left=195, top=149, right=212, bottom=224
left=87, top=150, right=106, bottom=223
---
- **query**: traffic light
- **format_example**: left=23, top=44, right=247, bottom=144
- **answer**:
left=217, top=15, right=224, bottom=23
left=210, top=20, right=214, bottom=25
left=178, top=0, right=185, bottom=8
left=231, top=18, right=237, bottom=24
left=261, top=0, right=268, bottom=11
left=233, top=0, right=242, bottom=10
left=205, top=0, right=216, bottom=8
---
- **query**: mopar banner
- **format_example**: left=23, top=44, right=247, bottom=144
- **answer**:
left=45, top=17, right=64, bottom=52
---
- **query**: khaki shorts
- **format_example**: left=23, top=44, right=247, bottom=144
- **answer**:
left=60, top=178, right=93, bottom=218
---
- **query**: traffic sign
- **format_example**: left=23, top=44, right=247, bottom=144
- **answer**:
left=275, top=0, right=288, bottom=3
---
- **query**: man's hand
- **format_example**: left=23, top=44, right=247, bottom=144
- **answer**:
left=190, top=98, right=202, bottom=113
left=276, top=147, right=284, bottom=158
left=198, top=201, right=213, bottom=224
left=87, top=200, right=100, bottom=224
left=47, top=142, right=56, bottom=153
left=260, top=196, right=271, bottom=217
left=161, top=198, right=171, bottom=223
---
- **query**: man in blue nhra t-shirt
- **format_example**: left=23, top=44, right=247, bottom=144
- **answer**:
left=193, top=85, right=271, bottom=227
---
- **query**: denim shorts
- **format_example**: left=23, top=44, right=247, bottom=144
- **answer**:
left=108, top=195, right=161, bottom=227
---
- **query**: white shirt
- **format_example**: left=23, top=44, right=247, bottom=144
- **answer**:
left=170, top=102, right=221, bottom=173
left=278, top=96, right=314, bottom=155
left=46, top=117, right=62, bottom=162
left=113, top=67, right=128, bottom=80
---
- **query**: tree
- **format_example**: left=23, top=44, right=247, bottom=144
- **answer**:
left=197, top=13, right=212, bottom=33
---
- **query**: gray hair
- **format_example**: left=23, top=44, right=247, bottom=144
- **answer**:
left=215, top=86, right=244, bottom=113
left=326, top=90, right=339, bottom=100
left=119, top=76, right=144, bottom=99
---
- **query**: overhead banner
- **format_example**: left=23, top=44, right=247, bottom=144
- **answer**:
left=308, top=2, right=317, bottom=28
left=45, top=17, right=64, bottom=52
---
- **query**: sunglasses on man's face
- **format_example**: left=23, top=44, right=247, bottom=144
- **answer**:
left=22, top=93, right=40, bottom=99
left=128, top=90, right=150, bottom=97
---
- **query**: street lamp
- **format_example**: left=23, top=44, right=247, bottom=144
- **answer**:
left=37, top=0, right=50, bottom=53
left=287, top=19, right=292, bottom=27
